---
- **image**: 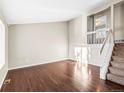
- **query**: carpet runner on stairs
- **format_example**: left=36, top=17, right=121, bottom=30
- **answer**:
left=107, top=43, right=124, bottom=86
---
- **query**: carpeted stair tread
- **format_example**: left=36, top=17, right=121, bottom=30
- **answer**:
left=107, top=44, right=124, bottom=86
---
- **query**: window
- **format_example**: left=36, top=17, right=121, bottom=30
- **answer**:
left=0, top=19, right=5, bottom=70
left=95, top=16, right=107, bottom=30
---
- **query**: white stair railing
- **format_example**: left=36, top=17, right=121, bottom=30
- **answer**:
left=87, top=29, right=109, bottom=45
left=99, top=29, right=114, bottom=79
left=100, top=29, right=113, bottom=55
left=87, top=28, right=114, bottom=79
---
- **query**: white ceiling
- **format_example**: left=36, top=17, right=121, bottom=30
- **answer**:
left=1, top=0, right=107, bottom=24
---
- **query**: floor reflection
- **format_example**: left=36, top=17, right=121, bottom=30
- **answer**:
left=74, top=46, right=91, bottom=80
left=72, top=62, right=92, bottom=88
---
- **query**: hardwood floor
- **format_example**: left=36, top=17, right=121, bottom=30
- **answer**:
left=1, top=60, right=124, bottom=92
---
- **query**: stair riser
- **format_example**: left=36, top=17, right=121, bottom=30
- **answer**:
left=112, top=56, right=124, bottom=62
left=113, top=52, right=124, bottom=56
left=115, top=45, right=124, bottom=47
left=111, top=62, right=124, bottom=69
left=113, top=49, right=124, bottom=52
left=114, top=48, right=124, bottom=51
left=115, top=44, right=124, bottom=46
left=113, top=50, right=124, bottom=53
left=107, top=44, right=124, bottom=86
left=112, top=59, right=124, bottom=62
left=109, top=67, right=124, bottom=77
left=107, top=74, right=124, bottom=86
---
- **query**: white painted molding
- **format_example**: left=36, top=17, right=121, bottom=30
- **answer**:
left=112, top=0, right=124, bottom=5
left=0, top=70, right=8, bottom=90
left=100, top=44, right=114, bottom=80
left=87, top=0, right=124, bottom=16
left=8, top=58, right=69, bottom=70
left=87, top=3, right=111, bottom=16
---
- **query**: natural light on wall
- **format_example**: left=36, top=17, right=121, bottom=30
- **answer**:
left=0, top=19, right=5, bottom=70
left=75, top=47, right=88, bottom=66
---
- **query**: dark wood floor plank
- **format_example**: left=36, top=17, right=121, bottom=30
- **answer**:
left=1, top=60, right=124, bottom=92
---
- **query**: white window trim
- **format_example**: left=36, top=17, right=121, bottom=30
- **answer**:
left=0, top=19, right=5, bottom=70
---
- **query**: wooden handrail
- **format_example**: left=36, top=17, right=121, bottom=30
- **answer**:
left=100, top=29, right=112, bottom=54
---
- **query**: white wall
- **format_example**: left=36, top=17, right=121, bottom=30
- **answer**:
left=88, top=46, right=101, bottom=66
left=114, top=3, right=124, bottom=40
left=123, top=4, right=124, bottom=35
left=68, top=15, right=106, bottom=67
left=8, top=22, right=68, bottom=69
left=68, top=16, right=87, bottom=60
left=0, top=10, right=8, bottom=89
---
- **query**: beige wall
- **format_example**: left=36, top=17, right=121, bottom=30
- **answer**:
left=114, top=3, right=124, bottom=40
left=68, top=16, right=87, bottom=60
left=0, top=11, right=8, bottom=88
left=123, top=4, right=124, bottom=34
left=8, top=22, right=68, bottom=69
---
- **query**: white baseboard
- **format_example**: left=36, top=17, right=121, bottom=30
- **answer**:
left=88, top=63, right=101, bottom=67
left=8, top=58, right=69, bottom=70
left=0, top=70, right=8, bottom=90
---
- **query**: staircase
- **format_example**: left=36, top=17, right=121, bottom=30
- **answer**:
left=107, top=43, right=124, bottom=86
